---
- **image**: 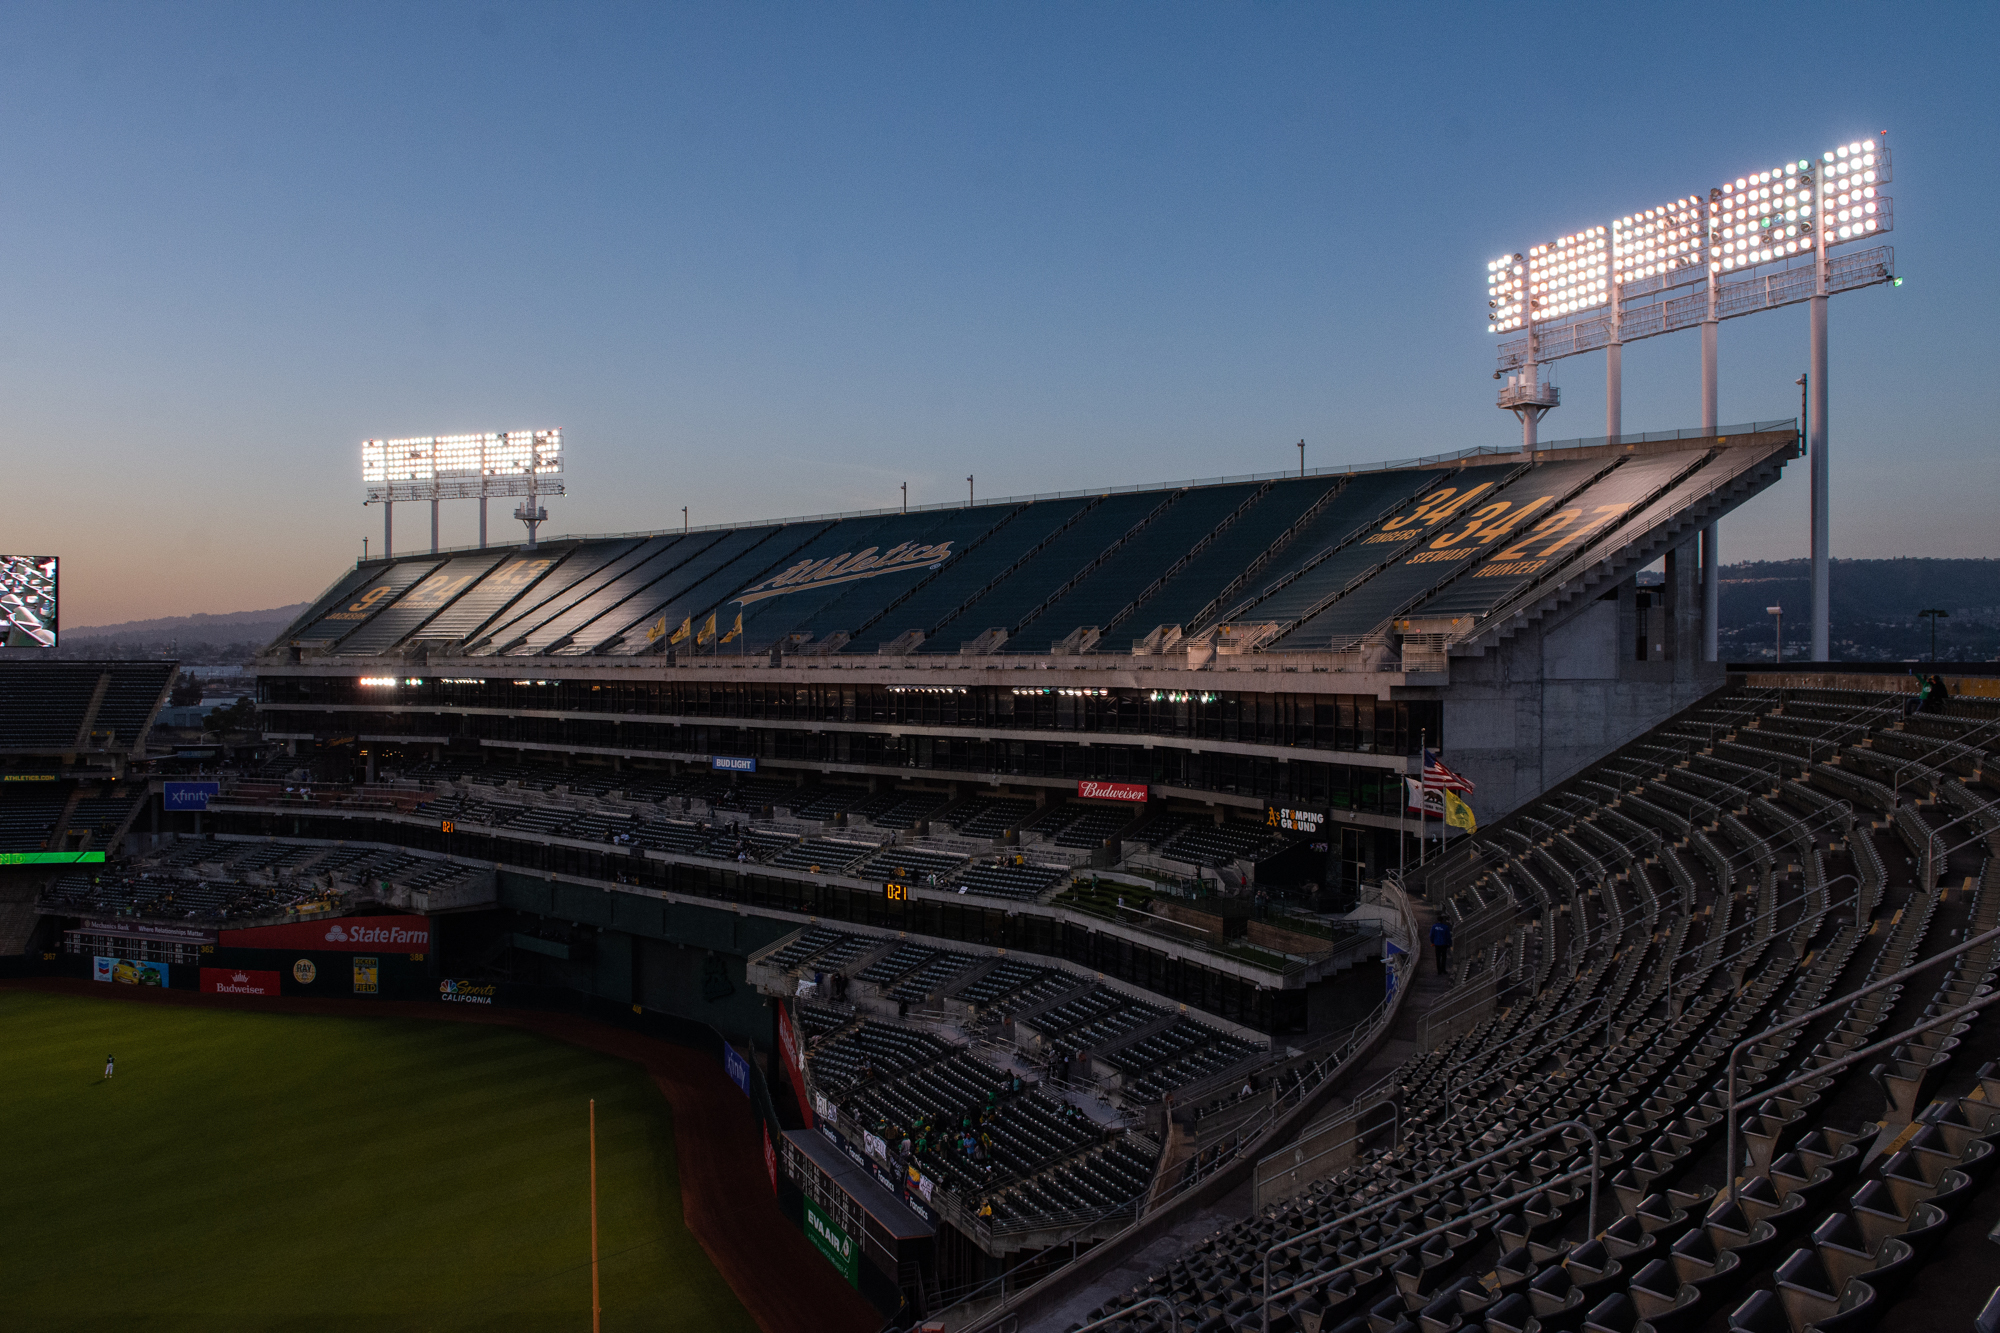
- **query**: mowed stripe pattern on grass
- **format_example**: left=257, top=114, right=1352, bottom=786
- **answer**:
left=0, top=990, right=759, bottom=1333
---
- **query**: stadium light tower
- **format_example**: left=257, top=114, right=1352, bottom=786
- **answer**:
left=363, top=429, right=564, bottom=555
left=1484, top=136, right=1895, bottom=662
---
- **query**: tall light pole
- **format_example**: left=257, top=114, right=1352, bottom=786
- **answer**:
left=1919, top=608, right=1949, bottom=662
left=1481, top=138, right=1895, bottom=667
left=901, top=482, right=908, bottom=514
left=967, top=475, right=974, bottom=507
left=1767, top=605, right=1784, bottom=663
left=1297, top=440, right=1305, bottom=478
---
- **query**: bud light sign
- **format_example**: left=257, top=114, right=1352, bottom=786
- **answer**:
left=164, top=782, right=222, bottom=812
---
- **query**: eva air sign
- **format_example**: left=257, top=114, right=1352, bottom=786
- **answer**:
left=803, top=1197, right=859, bottom=1286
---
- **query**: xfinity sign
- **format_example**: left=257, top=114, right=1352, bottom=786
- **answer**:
left=164, top=782, right=222, bottom=812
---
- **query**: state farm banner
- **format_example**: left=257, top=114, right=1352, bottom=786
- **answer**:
left=202, top=967, right=281, bottom=996
left=1077, top=779, right=1147, bottom=803
left=220, top=915, right=430, bottom=953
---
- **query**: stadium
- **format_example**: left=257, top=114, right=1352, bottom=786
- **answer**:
left=9, top=384, right=2000, bottom=1333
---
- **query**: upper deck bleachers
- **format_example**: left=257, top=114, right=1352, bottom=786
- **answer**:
left=270, top=432, right=1797, bottom=665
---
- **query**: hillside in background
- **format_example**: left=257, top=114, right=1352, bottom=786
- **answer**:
left=62, top=604, right=308, bottom=643
left=1719, top=558, right=2000, bottom=662
left=50, top=604, right=307, bottom=664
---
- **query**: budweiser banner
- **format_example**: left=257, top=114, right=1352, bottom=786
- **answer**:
left=220, top=916, right=429, bottom=953
left=1077, top=779, right=1147, bottom=803
left=202, top=967, right=281, bottom=997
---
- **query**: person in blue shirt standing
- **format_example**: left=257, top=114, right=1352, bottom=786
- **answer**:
left=1430, top=920, right=1452, bottom=975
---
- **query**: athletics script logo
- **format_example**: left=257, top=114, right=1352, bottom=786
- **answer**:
left=732, top=540, right=954, bottom=606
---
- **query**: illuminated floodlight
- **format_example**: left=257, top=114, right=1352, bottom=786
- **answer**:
left=1613, top=196, right=1706, bottom=287
left=1486, top=254, right=1525, bottom=332
left=1711, top=160, right=1815, bottom=272
left=362, top=429, right=564, bottom=503
left=0, top=554, right=57, bottom=648
left=1526, top=228, right=1608, bottom=324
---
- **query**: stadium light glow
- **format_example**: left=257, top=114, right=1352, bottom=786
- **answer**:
left=1486, top=254, right=1525, bottom=333
left=362, top=429, right=564, bottom=502
left=1612, top=196, right=1706, bottom=287
left=1525, top=227, right=1608, bottom=324
left=1482, top=132, right=1900, bottom=669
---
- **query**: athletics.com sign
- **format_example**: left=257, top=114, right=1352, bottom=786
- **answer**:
left=219, top=916, right=430, bottom=953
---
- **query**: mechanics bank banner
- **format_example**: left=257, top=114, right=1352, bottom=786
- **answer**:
left=220, top=915, right=430, bottom=953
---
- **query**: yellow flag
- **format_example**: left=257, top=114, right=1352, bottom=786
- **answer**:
left=669, top=616, right=691, bottom=645
left=645, top=617, right=668, bottom=643
left=697, top=612, right=718, bottom=645
left=1443, top=788, right=1476, bottom=833
left=720, top=611, right=743, bottom=644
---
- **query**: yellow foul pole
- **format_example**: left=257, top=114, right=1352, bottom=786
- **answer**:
left=590, top=1098, right=601, bottom=1333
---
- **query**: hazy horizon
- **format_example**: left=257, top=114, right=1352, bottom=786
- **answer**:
left=6, top=1, right=1995, bottom=628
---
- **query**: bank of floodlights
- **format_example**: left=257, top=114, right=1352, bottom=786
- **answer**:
left=362, top=428, right=566, bottom=556
left=1480, top=133, right=1898, bottom=665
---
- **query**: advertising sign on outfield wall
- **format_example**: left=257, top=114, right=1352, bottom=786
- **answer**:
left=353, top=957, right=379, bottom=994
left=93, top=956, right=168, bottom=986
left=724, top=1044, right=751, bottom=1096
left=201, top=967, right=281, bottom=996
left=1076, top=779, right=1147, bottom=802
left=220, top=916, right=430, bottom=953
left=802, top=1197, right=859, bottom=1287
left=439, top=979, right=498, bottom=1005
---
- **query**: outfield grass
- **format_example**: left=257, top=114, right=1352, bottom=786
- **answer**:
left=0, top=989, right=759, bottom=1333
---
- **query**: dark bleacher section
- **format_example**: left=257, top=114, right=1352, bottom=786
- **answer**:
left=1114, top=476, right=1343, bottom=644
left=857, top=846, right=967, bottom=884
left=1047, top=805, right=1138, bottom=849
left=922, top=491, right=1167, bottom=652
left=847, top=498, right=1092, bottom=652
left=0, top=662, right=171, bottom=752
left=953, top=861, right=1063, bottom=901
left=1086, top=679, right=2000, bottom=1333
left=0, top=782, right=71, bottom=851
left=1007, top=483, right=1263, bottom=653
left=1158, top=820, right=1279, bottom=867
left=950, top=796, right=1038, bottom=839
left=855, top=790, right=950, bottom=830
left=955, top=960, right=1073, bottom=1012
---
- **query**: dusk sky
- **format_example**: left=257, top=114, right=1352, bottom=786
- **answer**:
left=8, top=1, right=1995, bottom=629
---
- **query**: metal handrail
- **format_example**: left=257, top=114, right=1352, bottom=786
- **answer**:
left=1919, top=793, right=2000, bottom=885
left=1725, top=921, right=2000, bottom=1202
left=1672, top=875, right=1861, bottom=994
left=1074, top=1296, right=1179, bottom=1333
left=1259, top=1116, right=1601, bottom=1333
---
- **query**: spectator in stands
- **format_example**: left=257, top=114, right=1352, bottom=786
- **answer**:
left=1925, top=673, right=1949, bottom=713
left=1431, top=917, right=1453, bottom=974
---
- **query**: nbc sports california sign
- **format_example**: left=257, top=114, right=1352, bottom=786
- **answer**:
left=219, top=916, right=430, bottom=953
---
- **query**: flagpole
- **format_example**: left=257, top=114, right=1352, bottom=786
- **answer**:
left=1418, top=728, right=1427, bottom=868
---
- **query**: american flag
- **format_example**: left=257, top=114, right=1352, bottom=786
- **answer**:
left=1421, top=749, right=1475, bottom=793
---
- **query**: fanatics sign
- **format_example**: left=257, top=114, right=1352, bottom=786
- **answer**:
left=220, top=916, right=430, bottom=953
left=1076, top=779, right=1147, bottom=803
